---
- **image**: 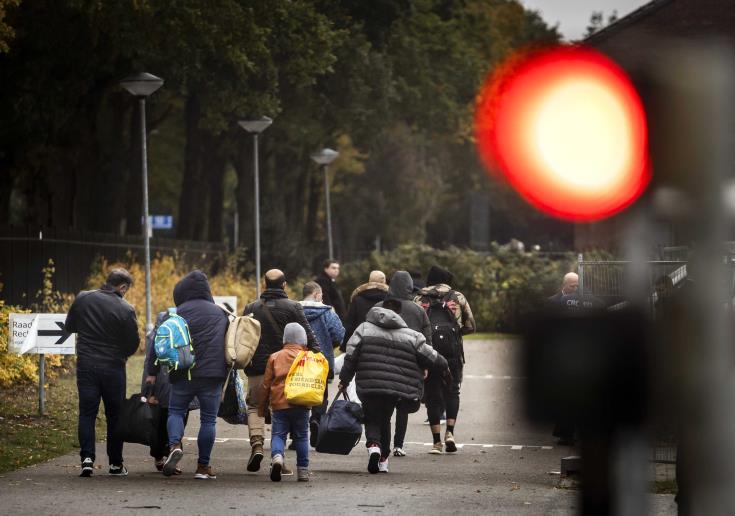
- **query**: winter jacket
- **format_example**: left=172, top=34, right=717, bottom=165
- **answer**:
left=415, top=283, right=476, bottom=336
left=315, top=271, right=346, bottom=321
left=341, top=282, right=389, bottom=351
left=243, top=288, right=319, bottom=376
left=339, top=307, right=448, bottom=401
left=65, top=284, right=139, bottom=369
left=258, top=343, right=307, bottom=414
left=376, top=271, right=431, bottom=342
left=170, top=271, right=229, bottom=383
left=301, top=300, right=345, bottom=378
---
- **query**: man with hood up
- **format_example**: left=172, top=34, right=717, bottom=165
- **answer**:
left=415, top=265, right=475, bottom=455
left=162, top=270, right=229, bottom=480
left=375, top=271, right=432, bottom=457
left=341, top=270, right=389, bottom=352
left=300, top=281, right=345, bottom=445
left=339, top=300, right=449, bottom=475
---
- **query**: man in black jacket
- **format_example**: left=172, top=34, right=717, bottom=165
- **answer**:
left=315, top=259, right=346, bottom=321
left=341, top=270, right=388, bottom=352
left=162, top=271, right=229, bottom=479
left=65, top=268, right=139, bottom=477
left=242, top=269, right=319, bottom=473
left=376, top=271, right=432, bottom=457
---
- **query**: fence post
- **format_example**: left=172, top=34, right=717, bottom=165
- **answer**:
left=39, top=353, right=46, bottom=416
left=577, top=253, right=584, bottom=295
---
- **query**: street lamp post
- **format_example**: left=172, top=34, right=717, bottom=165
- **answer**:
left=120, top=73, right=164, bottom=334
left=238, top=116, right=273, bottom=298
left=311, top=148, right=339, bottom=259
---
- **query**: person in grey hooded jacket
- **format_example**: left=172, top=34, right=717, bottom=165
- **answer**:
left=339, top=300, right=448, bottom=474
left=376, top=271, right=432, bottom=457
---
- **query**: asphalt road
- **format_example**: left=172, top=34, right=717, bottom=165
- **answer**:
left=0, top=339, right=676, bottom=515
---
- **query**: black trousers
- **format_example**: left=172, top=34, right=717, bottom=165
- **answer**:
left=425, top=361, right=462, bottom=425
left=361, top=394, right=400, bottom=459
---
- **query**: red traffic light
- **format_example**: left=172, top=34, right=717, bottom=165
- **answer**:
left=474, top=45, right=650, bottom=221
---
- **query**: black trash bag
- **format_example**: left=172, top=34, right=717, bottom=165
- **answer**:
left=315, top=391, right=363, bottom=455
left=114, top=392, right=160, bottom=447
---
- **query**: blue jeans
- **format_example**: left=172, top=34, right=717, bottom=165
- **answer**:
left=77, top=365, right=126, bottom=464
left=167, top=378, right=223, bottom=466
left=271, top=407, right=310, bottom=468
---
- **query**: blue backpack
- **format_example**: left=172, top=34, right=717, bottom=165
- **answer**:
left=154, top=308, right=195, bottom=377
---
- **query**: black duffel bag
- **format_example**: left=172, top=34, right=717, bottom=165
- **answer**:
left=315, top=390, right=363, bottom=455
left=114, top=389, right=161, bottom=447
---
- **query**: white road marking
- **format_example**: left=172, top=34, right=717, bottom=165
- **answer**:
left=185, top=437, right=553, bottom=451
left=463, top=374, right=527, bottom=380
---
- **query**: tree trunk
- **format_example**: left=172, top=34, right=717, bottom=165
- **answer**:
left=234, top=140, right=254, bottom=251
left=305, top=163, right=322, bottom=243
left=204, top=133, right=226, bottom=243
left=177, top=93, right=204, bottom=240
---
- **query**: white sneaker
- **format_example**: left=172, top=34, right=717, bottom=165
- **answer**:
left=378, top=459, right=389, bottom=473
left=367, top=444, right=381, bottom=474
left=392, top=447, right=406, bottom=457
left=429, top=442, right=444, bottom=455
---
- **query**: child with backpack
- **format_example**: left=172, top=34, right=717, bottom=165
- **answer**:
left=258, top=323, right=314, bottom=482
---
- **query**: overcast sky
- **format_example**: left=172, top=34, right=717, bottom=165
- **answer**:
left=521, top=0, right=651, bottom=41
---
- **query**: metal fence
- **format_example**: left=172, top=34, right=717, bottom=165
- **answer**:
left=0, top=225, right=227, bottom=307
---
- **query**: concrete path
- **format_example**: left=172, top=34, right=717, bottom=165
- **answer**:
left=0, top=339, right=676, bottom=515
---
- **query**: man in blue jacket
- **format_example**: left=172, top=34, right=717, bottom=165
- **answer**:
left=163, top=271, right=229, bottom=480
left=300, top=281, right=345, bottom=446
left=65, top=268, right=139, bottom=477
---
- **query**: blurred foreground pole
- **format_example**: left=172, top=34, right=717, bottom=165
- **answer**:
left=656, top=43, right=735, bottom=515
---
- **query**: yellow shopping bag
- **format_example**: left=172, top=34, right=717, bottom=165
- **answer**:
left=284, top=350, right=329, bottom=406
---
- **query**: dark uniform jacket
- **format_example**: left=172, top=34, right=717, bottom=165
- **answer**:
left=315, top=271, right=346, bottom=321
left=340, top=281, right=388, bottom=351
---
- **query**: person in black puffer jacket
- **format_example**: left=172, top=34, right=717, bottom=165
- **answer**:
left=242, top=269, right=319, bottom=474
left=339, top=300, right=448, bottom=474
left=340, top=270, right=389, bottom=352
left=376, top=270, right=432, bottom=457
left=163, top=270, right=229, bottom=479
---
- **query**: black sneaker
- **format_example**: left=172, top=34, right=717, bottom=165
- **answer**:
left=309, top=420, right=319, bottom=448
left=108, top=464, right=128, bottom=476
left=79, top=458, right=94, bottom=477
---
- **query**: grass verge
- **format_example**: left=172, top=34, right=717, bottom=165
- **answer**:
left=0, top=354, right=144, bottom=474
left=464, top=332, right=520, bottom=341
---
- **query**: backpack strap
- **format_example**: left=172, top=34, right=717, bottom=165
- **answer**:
left=261, top=301, right=284, bottom=339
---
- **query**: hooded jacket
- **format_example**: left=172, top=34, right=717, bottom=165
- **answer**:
left=243, top=288, right=319, bottom=376
left=376, top=271, right=431, bottom=342
left=258, top=342, right=308, bottom=413
left=339, top=307, right=447, bottom=401
left=65, top=284, right=139, bottom=369
left=170, top=271, right=229, bottom=382
left=340, top=281, right=389, bottom=351
left=315, top=271, right=346, bottom=321
left=300, top=300, right=345, bottom=378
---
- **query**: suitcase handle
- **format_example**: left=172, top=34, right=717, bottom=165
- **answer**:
left=333, top=389, right=352, bottom=403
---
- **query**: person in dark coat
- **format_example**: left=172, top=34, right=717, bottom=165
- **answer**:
left=65, top=268, right=139, bottom=477
left=339, top=300, right=449, bottom=474
left=315, top=259, right=346, bottom=321
left=242, top=269, right=320, bottom=474
left=163, top=271, right=229, bottom=479
left=547, top=272, right=579, bottom=306
left=340, top=270, right=389, bottom=352
left=376, top=271, right=432, bottom=457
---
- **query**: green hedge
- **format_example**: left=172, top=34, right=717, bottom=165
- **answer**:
left=332, top=244, right=576, bottom=333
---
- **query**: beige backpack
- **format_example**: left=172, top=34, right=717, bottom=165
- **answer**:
left=220, top=307, right=261, bottom=368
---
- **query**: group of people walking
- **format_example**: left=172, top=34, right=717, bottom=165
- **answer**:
left=65, top=258, right=475, bottom=481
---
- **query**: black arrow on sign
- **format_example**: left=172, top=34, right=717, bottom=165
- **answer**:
left=38, top=321, right=71, bottom=345
left=223, top=302, right=234, bottom=313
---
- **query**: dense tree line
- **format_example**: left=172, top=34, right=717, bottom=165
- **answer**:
left=0, top=0, right=569, bottom=274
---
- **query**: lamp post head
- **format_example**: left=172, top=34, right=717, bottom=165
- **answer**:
left=238, top=116, right=273, bottom=134
left=311, top=148, right=339, bottom=166
left=120, top=73, right=164, bottom=97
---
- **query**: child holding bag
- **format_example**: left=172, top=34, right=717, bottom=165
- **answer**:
left=259, top=323, right=326, bottom=482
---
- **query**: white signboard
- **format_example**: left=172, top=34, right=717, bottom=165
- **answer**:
left=213, top=296, right=238, bottom=316
left=9, top=313, right=76, bottom=355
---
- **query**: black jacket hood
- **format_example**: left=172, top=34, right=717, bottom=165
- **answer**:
left=387, top=271, right=414, bottom=301
left=426, top=265, right=454, bottom=287
left=174, top=270, right=214, bottom=306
